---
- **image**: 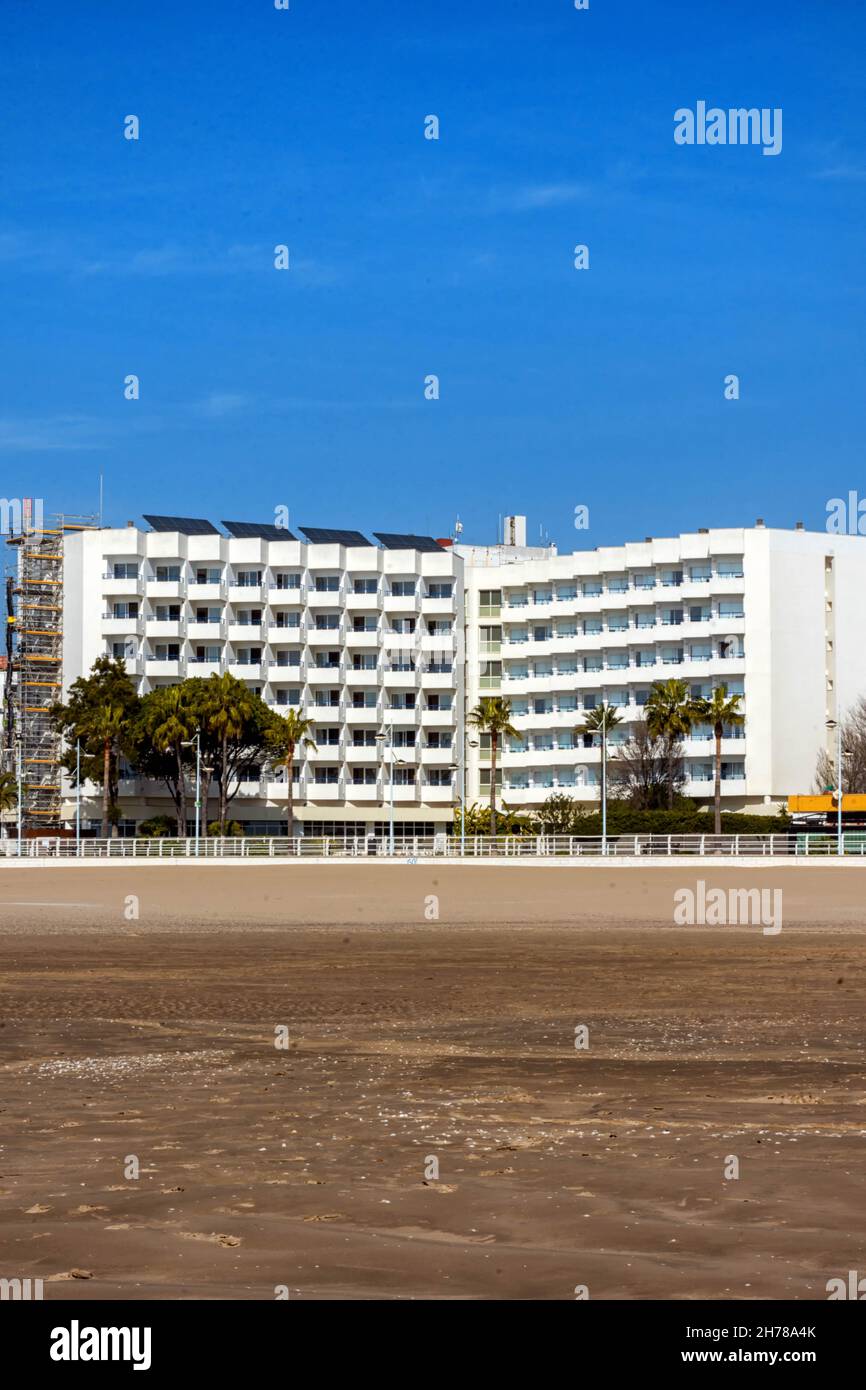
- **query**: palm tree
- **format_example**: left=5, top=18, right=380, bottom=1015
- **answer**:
left=468, top=696, right=521, bottom=837
left=266, top=709, right=317, bottom=837
left=91, top=704, right=126, bottom=837
left=147, top=685, right=196, bottom=835
left=0, top=770, right=17, bottom=813
left=576, top=702, right=622, bottom=820
left=645, top=678, right=698, bottom=809
left=690, top=684, right=745, bottom=833
left=202, top=673, right=256, bottom=833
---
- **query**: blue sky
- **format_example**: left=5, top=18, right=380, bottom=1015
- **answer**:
left=1, top=0, right=864, bottom=552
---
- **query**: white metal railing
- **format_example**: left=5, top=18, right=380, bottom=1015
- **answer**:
left=4, top=832, right=866, bottom=860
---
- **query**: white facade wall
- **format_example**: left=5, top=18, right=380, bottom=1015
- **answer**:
left=62, top=526, right=463, bottom=831
left=459, top=525, right=866, bottom=815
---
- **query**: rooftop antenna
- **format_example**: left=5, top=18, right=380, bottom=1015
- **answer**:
left=453, top=516, right=463, bottom=541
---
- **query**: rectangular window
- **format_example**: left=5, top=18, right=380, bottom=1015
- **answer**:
left=353, top=577, right=378, bottom=594
left=155, top=565, right=181, bottom=583
left=391, top=580, right=416, bottom=597
left=112, top=562, right=139, bottom=580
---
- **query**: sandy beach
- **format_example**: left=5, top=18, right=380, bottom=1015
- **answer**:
left=1, top=864, right=864, bottom=1299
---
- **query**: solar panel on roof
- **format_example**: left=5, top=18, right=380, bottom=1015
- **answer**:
left=374, top=532, right=445, bottom=552
left=299, top=526, right=370, bottom=546
left=143, top=514, right=220, bottom=535
left=222, top=520, right=298, bottom=541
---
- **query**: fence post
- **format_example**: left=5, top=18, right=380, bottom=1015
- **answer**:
left=667, top=834, right=671, bottom=857
left=735, top=834, right=740, bottom=856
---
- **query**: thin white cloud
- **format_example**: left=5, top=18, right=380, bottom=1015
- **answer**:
left=495, top=181, right=592, bottom=211
left=194, top=392, right=250, bottom=419
left=813, top=164, right=866, bottom=182
left=0, top=416, right=112, bottom=452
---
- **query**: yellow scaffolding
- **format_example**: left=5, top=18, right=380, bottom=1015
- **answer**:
left=5, top=515, right=96, bottom=829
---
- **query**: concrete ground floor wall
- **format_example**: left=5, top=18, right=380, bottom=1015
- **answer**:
left=59, top=788, right=786, bottom=833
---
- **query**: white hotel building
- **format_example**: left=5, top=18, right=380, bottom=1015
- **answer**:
left=60, top=514, right=866, bottom=833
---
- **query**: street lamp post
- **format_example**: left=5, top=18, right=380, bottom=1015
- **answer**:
left=451, top=737, right=479, bottom=858
left=376, top=725, right=395, bottom=855
left=16, top=736, right=22, bottom=858
left=826, top=717, right=844, bottom=857
left=75, top=739, right=81, bottom=855
left=181, top=734, right=203, bottom=855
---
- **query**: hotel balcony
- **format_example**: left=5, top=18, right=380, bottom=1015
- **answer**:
left=228, top=582, right=266, bottom=604
left=344, top=744, right=381, bottom=763
left=383, top=593, right=421, bottom=614
left=344, top=590, right=382, bottom=611
left=187, top=620, right=225, bottom=641
left=145, top=659, right=183, bottom=679
left=188, top=657, right=223, bottom=676
left=268, top=661, right=303, bottom=681
left=419, top=744, right=454, bottom=764
left=267, top=585, right=304, bottom=606
left=227, top=661, right=265, bottom=680
left=267, top=624, right=303, bottom=644
left=228, top=622, right=263, bottom=642
left=101, top=574, right=141, bottom=596
left=305, top=742, right=343, bottom=762
left=386, top=705, right=421, bottom=726
left=420, top=783, right=454, bottom=803
left=383, top=665, right=420, bottom=688
left=344, top=704, right=381, bottom=724
left=307, top=588, right=344, bottom=608
left=419, top=708, right=455, bottom=728
left=102, top=615, right=143, bottom=636
left=307, top=626, right=344, bottom=646
left=344, top=629, right=380, bottom=648
left=305, top=782, right=346, bottom=803
left=145, top=618, right=184, bottom=639
left=145, top=579, right=185, bottom=600
left=344, top=666, right=380, bottom=687
left=187, top=581, right=226, bottom=602
left=307, top=664, right=343, bottom=684
left=421, top=595, right=456, bottom=616
left=346, top=783, right=383, bottom=802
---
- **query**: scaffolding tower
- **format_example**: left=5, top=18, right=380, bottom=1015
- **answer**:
left=4, top=513, right=96, bottom=829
